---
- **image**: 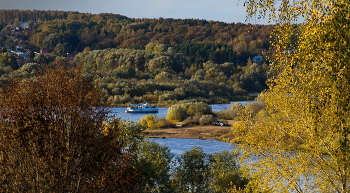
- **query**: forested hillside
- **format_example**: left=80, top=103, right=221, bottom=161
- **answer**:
left=0, top=9, right=273, bottom=105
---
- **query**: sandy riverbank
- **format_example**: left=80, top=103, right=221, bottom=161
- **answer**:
left=143, top=125, right=232, bottom=139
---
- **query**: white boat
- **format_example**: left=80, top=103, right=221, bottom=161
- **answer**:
left=125, top=103, right=158, bottom=113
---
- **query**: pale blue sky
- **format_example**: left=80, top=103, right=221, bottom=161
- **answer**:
left=2, top=0, right=269, bottom=24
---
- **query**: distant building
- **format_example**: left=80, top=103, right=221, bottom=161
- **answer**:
left=16, top=44, right=26, bottom=51
left=18, top=22, right=30, bottom=29
left=68, top=57, right=75, bottom=63
left=252, top=56, right=263, bottom=62
left=11, top=50, right=29, bottom=58
left=40, top=48, right=49, bottom=54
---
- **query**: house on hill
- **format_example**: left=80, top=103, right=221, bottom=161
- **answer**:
left=252, top=56, right=263, bottom=62
left=40, top=48, right=49, bottom=54
left=18, top=22, right=30, bottom=29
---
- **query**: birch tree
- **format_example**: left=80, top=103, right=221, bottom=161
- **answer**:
left=232, top=0, right=350, bottom=192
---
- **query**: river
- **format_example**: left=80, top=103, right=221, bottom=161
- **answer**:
left=108, top=101, right=251, bottom=122
left=149, top=138, right=236, bottom=156
left=108, top=101, right=250, bottom=155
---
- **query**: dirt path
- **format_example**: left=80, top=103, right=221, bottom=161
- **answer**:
left=143, top=125, right=232, bottom=139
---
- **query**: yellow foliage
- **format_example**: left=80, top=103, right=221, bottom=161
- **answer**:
left=236, top=0, right=350, bottom=192
left=101, top=121, right=110, bottom=136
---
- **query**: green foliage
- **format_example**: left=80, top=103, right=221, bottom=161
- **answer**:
left=166, top=102, right=213, bottom=123
left=239, top=61, right=267, bottom=91
left=0, top=52, right=18, bottom=74
left=138, top=114, right=157, bottom=129
left=42, top=33, right=64, bottom=52
left=166, top=105, right=187, bottom=122
left=171, top=147, right=212, bottom=193
left=154, top=71, right=172, bottom=82
left=33, top=53, right=57, bottom=64
left=170, top=147, right=250, bottom=192
left=75, top=48, right=187, bottom=77
left=136, top=140, right=174, bottom=193
left=145, top=42, right=167, bottom=53
left=170, top=43, right=235, bottom=65
left=180, top=101, right=213, bottom=116
left=135, top=142, right=250, bottom=193
left=210, top=151, right=249, bottom=192
left=9, top=62, right=42, bottom=79
left=0, top=9, right=273, bottom=104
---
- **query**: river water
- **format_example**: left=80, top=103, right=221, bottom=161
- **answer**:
left=108, top=101, right=250, bottom=155
left=149, top=138, right=236, bottom=156
left=108, top=101, right=251, bottom=122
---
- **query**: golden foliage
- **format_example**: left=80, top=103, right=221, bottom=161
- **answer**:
left=234, top=0, right=350, bottom=192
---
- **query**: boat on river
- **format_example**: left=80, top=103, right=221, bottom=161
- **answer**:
left=125, top=103, right=158, bottom=113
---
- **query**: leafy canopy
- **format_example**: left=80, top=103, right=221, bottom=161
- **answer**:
left=0, top=65, right=144, bottom=192
left=233, top=0, right=350, bottom=192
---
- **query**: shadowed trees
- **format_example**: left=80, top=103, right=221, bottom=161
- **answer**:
left=0, top=65, right=143, bottom=192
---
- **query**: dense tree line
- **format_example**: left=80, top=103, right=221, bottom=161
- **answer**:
left=0, top=9, right=272, bottom=105
left=0, top=47, right=268, bottom=105
left=0, top=9, right=272, bottom=63
left=73, top=48, right=267, bottom=105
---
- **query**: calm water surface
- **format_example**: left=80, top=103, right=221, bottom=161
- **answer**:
left=149, top=138, right=236, bottom=156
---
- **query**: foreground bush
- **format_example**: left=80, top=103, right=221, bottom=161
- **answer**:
left=171, top=147, right=249, bottom=193
left=136, top=140, right=174, bottom=193
left=0, top=66, right=144, bottom=192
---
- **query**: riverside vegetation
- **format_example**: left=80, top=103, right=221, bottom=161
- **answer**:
left=0, top=64, right=249, bottom=192
left=138, top=100, right=265, bottom=131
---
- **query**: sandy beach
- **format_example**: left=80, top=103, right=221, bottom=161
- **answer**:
left=143, top=125, right=232, bottom=139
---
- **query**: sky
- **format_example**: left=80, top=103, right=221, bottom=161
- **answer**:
left=1, top=0, right=269, bottom=24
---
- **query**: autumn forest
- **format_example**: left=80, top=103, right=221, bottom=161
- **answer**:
left=0, top=9, right=273, bottom=106
left=1, top=1, right=350, bottom=191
